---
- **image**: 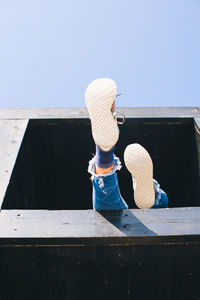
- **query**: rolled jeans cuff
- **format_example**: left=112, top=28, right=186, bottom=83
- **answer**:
left=88, top=155, right=122, bottom=178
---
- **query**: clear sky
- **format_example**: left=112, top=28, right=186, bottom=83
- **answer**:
left=0, top=0, right=199, bottom=108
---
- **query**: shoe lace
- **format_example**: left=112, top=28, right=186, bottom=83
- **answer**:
left=111, top=93, right=126, bottom=125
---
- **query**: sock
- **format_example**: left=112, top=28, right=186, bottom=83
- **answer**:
left=95, top=145, right=115, bottom=168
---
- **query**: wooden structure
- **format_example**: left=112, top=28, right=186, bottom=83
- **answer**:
left=0, top=107, right=200, bottom=300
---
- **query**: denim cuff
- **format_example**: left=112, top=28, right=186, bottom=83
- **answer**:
left=153, top=179, right=162, bottom=203
left=88, top=155, right=122, bottom=180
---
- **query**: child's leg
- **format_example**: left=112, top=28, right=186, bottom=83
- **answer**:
left=88, top=154, right=128, bottom=210
left=85, top=78, right=168, bottom=210
left=85, top=78, right=128, bottom=210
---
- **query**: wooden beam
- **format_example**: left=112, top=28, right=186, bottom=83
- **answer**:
left=194, top=118, right=200, bottom=130
left=0, top=120, right=28, bottom=208
left=0, top=107, right=199, bottom=119
left=0, top=208, right=199, bottom=243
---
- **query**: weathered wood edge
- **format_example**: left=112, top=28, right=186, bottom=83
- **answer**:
left=0, top=111, right=199, bottom=245
left=0, top=120, right=28, bottom=209
left=194, top=118, right=200, bottom=130
left=0, top=235, right=199, bottom=247
left=194, top=118, right=200, bottom=177
left=0, top=208, right=199, bottom=243
left=0, top=107, right=200, bottom=119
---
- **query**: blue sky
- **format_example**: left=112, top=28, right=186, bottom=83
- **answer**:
left=0, top=0, right=199, bottom=108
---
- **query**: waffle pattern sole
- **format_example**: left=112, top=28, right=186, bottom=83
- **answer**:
left=124, top=143, right=155, bottom=209
left=85, top=78, right=119, bottom=151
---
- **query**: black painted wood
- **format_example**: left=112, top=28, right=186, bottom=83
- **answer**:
left=0, top=109, right=200, bottom=300
left=0, top=241, right=199, bottom=300
left=194, top=118, right=200, bottom=179
left=0, top=120, right=28, bottom=208
left=3, top=118, right=200, bottom=209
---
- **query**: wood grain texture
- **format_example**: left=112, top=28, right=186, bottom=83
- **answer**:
left=0, top=111, right=198, bottom=300
left=0, top=120, right=28, bottom=208
left=0, top=207, right=199, bottom=240
left=0, top=242, right=199, bottom=300
left=0, top=107, right=200, bottom=119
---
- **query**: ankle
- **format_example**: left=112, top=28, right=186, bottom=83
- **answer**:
left=95, top=145, right=115, bottom=169
left=95, top=163, right=115, bottom=175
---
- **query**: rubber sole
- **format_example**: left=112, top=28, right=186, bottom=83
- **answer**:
left=124, top=143, right=155, bottom=209
left=85, top=78, right=119, bottom=151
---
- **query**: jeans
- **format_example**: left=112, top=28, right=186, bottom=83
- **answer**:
left=152, top=179, right=168, bottom=208
left=88, top=156, right=128, bottom=210
left=88, top=156, right=168, bottom=210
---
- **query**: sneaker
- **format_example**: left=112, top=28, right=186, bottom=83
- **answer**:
left=124, top=143, right=168, bottom=209
left=124, top=143, right=155, bottom=209
left=85, top=78, right=119, bottom=151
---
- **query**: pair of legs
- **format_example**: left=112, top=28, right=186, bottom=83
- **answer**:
left=85, top=78, right=168, bottom=210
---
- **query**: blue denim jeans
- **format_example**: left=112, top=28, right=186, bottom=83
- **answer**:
left=88, top=156, right=168, bottom=210
left=152, top=179, right=168, bottom=208
left=88, top=156, right=128, bottom=210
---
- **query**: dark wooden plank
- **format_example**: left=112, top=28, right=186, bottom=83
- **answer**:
left=194, top=118, right=200, bottom=176
left=0, top=120, right=28, bottom=208
left=0, top=209, right=199, bottom=300
left=0, top=241, right=199, bottom=300
left=3, top=117, right=199, bottom=209
left=0, top=207, right=199, bottom=241
left=0, top=107, right=200, bottom=119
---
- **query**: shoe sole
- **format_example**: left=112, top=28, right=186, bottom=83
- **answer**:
left=124, top=143, right=155, bottom=209
left=85, top=78, right=119, bottom=151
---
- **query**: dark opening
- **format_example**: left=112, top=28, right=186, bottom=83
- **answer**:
left=3, top=118, right=200, bottom=209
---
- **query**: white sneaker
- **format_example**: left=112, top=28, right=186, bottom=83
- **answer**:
left=85, top=78, right=119, bottom=151
left=124, top=143, right=155, bottom=209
